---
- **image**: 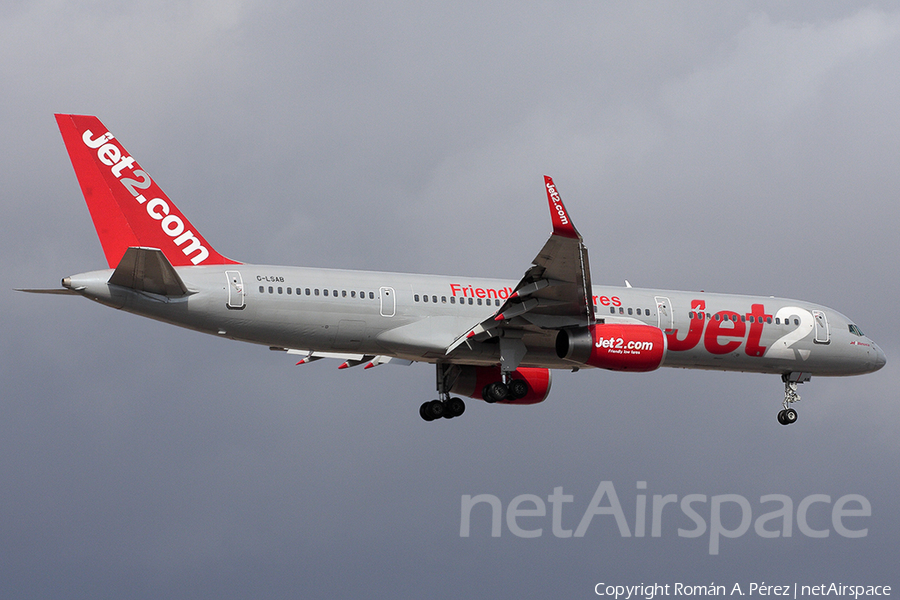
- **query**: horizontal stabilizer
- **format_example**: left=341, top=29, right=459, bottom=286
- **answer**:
left=15, top=288, right=79, bottom=295
left=108, top=247, right=189, bottom=297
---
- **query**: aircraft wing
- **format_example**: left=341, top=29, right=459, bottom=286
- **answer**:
left=446, top=176, right=595, bottom=368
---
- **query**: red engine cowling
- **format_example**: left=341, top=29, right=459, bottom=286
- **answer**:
left=449, top=366, right=552, bottom=405
left=556, top=324, right=666, bottom=372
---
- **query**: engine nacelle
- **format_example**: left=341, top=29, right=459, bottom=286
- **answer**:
left=556, top=323, right=666, bottom=372
left=449, top=366, right=552, bottom=405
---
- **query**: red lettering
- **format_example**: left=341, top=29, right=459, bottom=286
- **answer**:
left=666, top=300, right=770, bottom=358
left=745, top=304, right=770, bottom=357
left=611, top=296, right=622, bottom=307
left=703, top=311, right=745, bottom=354
left=449, top=284, right=515, bottom=301
left=666, top=311, right=704, bottom=351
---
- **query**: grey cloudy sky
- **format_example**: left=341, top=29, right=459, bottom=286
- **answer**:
left=2, top=2, right=899, bottom=598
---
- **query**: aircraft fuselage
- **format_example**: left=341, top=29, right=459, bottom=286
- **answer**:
left=65, top=264, right=884, bottom=377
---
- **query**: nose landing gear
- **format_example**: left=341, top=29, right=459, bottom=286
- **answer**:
left=777, top=372, right=810, bottom=425
left=777, top=407, right=798, bottom=425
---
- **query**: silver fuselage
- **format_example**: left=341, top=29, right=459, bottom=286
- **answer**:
left=65, top=264, right=886, bottom=377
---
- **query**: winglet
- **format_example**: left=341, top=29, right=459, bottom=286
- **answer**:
left=544, top=176, right=581, bottom=240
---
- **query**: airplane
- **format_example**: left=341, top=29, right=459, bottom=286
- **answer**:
left=20, top=114, right=886, bottom=425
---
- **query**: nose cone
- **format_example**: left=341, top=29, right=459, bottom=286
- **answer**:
left=872, top=343, right=887, bottom=372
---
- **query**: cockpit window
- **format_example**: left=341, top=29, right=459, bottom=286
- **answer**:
left=848, top=324, right=865, bottom=337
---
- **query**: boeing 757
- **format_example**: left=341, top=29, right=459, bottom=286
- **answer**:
left=21, top=115, right=886, bottom=425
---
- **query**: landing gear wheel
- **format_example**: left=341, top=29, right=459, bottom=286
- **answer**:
left=444, top=397, right=466, bottom=418
left=783, top=407, right=797, bottom=425
left=777, top=408, right=798, bottom=425
left=420, top=399, right=444, bottom=421
left=777, top=373, right=807, bottom=426
left=482, top=382, right=509, bottom=403
left=508, top=379, right=528, bottom=400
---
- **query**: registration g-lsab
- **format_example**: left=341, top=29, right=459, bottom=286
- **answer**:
left=24, top=115, right=886, bottom=425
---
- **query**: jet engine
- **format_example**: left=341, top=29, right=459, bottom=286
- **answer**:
left=556, top=324, right=666, bottom=372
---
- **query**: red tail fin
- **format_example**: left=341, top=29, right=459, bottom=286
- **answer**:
left=55, top=114, right=238, bottom=267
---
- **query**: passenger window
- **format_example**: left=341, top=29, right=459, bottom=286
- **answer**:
left=342, top=290, right=347, bottom=297
left=259, top=286, right=264, bottom=293
left=323, top=289, right=329, bottom=296
left=287, top=287, right=291, bottom=295
left=442, top=296, right=447, bottom=303
left=432, top=295, right=437, bottom=303
left=450, top=297, right=455, bottom=304
left=468, top=298, right=473, bottom=305
left=414, top=294, right=420, bottom=302
left=351, top=291, right=356, bottom=298
left=369, top=292, right=375, bottom=299
left=305, top=288, right=311, bottom=295
left=278, top=287, right=283, bottom=294
left=610, top=307, right=615, bottom=314
left=627, top=308, right=633, bottom=315
left=268, top=286, right=273, bottom=294
left=766, top=317, right=772, bottom=324
left=423, top=295, right=429, bottom=302
left=477, top=298, right=482, bottom=305
left=314, top=289, right=319, bottom=296
left=333, top=290, right=337, bottom=297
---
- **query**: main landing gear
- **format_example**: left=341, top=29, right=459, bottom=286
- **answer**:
left=418, top=369, right=531, bottom=421
left=419, top=397, right=465, bottom=421
left=481, top=377, right=528, bottom=403
left=420, top=363, right=466, bottom=422
left=777, top=372, right=810, bottom=425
